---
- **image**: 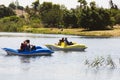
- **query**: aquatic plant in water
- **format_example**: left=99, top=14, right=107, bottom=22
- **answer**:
left=84, top=56, right=116, bottom=69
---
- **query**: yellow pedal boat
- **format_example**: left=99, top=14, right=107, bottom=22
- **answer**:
left=45, top=42, right=87, bottom=51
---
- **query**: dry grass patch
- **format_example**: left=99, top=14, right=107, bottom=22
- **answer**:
left=22, top=27, right=120, bottom=37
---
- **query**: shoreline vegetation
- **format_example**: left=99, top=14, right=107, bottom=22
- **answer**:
left=1, top=0, right=120, bottom=37
left=21, top=25, right=120, bottom=37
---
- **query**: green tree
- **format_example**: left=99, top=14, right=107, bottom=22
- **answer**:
left=109, top=0, right=118, bottom=9
left=115, top=13, right=120, bottom=24
left=0, top=5, right=15, bottom=18
left=78, top=0, right=87, bottom=8
left=78, top=0, right=87, bottom=6
left=110, top=9, right=120, bottom=24
left=79, top=1, right=113, bottom=30
left=9, top=2, right=16, bottom=9
left=17, top=6, right=24, bottom=10
left=32, top=0, right=40, bottom=13
left=63, top=9, right=78, bottom=28
left=40, top=2, right=52, bottom=12
left=109, top=0, right=120, bottom=25
left=40, top=2, right=63, bottom=27
left=0, top=16, right=25, bottom=32
left=9, top=2, right=24, bottom=10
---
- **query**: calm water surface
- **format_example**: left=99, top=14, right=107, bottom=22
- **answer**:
left=0, top=32, right=120, bottom=80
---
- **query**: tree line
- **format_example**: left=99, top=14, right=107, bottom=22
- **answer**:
left=0, top=0, right=120, bottom=32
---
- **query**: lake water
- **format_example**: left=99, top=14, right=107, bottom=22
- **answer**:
left=0, top=32, right=120, bottom=80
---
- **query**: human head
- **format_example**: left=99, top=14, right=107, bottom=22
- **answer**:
left=65, top=37, right=67, bottom=40
left=25, top=39, right=30, bottom=43
left=61, top=37, right=64, bottom=41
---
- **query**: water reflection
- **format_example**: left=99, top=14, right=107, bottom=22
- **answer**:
left=84, top=68, right=115, bottom=80
left=19, top=56, right=50, bottom=63
left=19, top=55, right=53, bottom=72
left=19, top=56, right=31, bottom=63
left=18, top=56, right=31, bottom=72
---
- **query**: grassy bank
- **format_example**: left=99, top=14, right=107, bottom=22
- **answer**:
left=21, top=26, right=120, bottom=37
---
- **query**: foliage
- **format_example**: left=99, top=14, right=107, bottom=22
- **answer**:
left=109, top=0, right=118, bottom=9
left=24, top=0, right=120, bottom=30
left=63, top=10, right=78, bottom=28
left=9, top=2, right=16, bottom=9
left=9, top=2, right=24, bottom=10
left=32, top=0, right=39, bottom=12
left=110, top=9, right=120, bottom=24
left=0, top=5, right=15, bottom=18
left=0, top=16, right=26, bottom=32
left=78, top=1, right=113, bottom=30
left=1, top=0, right=120, bottom=32
left=17, top=6, right=24, bottom=10
left=78, top=0, right=87, bottom=8
left=40, top=2, right=63, bottom=27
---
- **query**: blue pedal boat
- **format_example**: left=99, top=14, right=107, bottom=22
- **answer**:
left=2, top=46, right=54, bottom=56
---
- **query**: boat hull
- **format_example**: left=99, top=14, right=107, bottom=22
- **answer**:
left=5, top=51, right=52, bottom=56
left=2, top=46, right=54, bottom=56
left=45, top=44, right=87, bottom=51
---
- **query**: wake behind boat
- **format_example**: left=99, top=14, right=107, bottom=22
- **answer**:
left=2, top=46, right=54, bottom=56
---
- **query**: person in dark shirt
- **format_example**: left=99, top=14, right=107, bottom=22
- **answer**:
left=64, top=38, right=73, bottom=45
left=19, top=39, right=30, bottom=51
